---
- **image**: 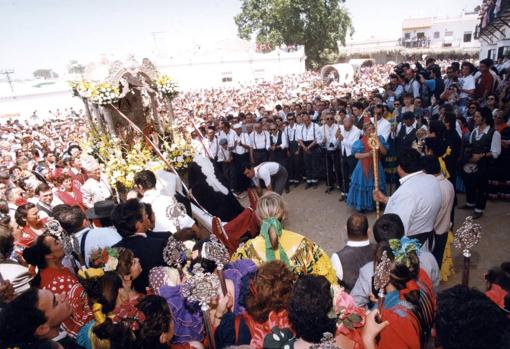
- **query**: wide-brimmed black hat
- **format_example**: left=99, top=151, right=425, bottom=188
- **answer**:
left=86, top=200, right=115, bottom=220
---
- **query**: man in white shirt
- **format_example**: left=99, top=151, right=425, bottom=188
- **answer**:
left=250, top=122, right=270, bottom=165
left=330, top=213, right=373, bottom=291
left=202, top=127, right=219, bottom=162
left=218, top=121, right=236, bottom=150
left=232, top=123, right=252, bottom=192
left=460, top=110, right=501, bottom=219
left=217, top=138, right=236, bottom=191
left=243, top=161, right=288, bottom=195
left=371, top=104, right=391, bottom=142
left=80, top=161, right=112, bottom=209
left=374, top=149, right=442, bottom=250
left=322, top=111, right=340, bottom=193
left=268, top=123, right=288, bottom=172
left=423, top=155, right=455, bottom=267
left=297, top=113, right=323, bottom=188
left=134, top=170, right=207, bottom=239
left=459, top=62, right=476, bottom=115
left=337, top=116, right=361, bottom=197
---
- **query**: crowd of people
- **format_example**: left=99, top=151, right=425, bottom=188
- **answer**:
left=0, top=56, right=510, bottom=349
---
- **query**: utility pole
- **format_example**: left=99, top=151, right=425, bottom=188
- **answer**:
left=0, top=68, right=15, bottom=94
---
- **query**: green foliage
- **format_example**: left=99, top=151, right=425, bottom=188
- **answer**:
left=234, top=0, right=353, bottom=70
left=32, top=69, right=58, bottom=80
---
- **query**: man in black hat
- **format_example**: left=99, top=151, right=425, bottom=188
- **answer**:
left=55, top=201, right=122, bottom=266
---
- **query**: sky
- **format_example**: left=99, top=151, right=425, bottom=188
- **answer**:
left=0, top=0, right=481, bottom=79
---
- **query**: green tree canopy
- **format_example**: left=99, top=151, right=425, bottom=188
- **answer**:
left=32, top=69, right=58, bottom=80
left=234, top=0, right=353, bottom=70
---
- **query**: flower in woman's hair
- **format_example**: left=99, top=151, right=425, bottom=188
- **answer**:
left=389, top=236, right=421, bottom=266
left=104, top=255, right=119, bottom=272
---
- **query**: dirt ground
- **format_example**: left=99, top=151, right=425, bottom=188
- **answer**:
left=244, top=183, right=510, bottom=291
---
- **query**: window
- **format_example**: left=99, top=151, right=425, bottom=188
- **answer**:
left=404, top=33, right=411, bottom=39
left=445, top=31, right=453, bottom=37
left=222, top=77, right=232, bottom=83
left=221, top=71, right=232, bottom=83
left=417, top=32, right=425, bottom=39
left=463, top=32, right=472, bottom=42
left=434, top=31, right=440, bottom=39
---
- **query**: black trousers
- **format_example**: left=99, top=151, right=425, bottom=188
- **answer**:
left=303, top=143, right=320, bottom=181
left=253, top=149, right=268, bottom=166
left=287, top=142, right=301, bottom=182
left=220, top=161, right=236, bottom=190
left=325, top=149, right=340, bottom=188
left=432, top=232, right=448, bottom=268
left=462, top=166, right=489, bottom=212
left=233, top=153, right=250, bottom=191
left=340, top=155, right=356, bottom=192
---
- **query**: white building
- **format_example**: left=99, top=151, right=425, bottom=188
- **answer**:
left=476, top=0, right=510, bottom=60
left=401, top=12, right=480, bottom=52
left=338, top=11, right=480, bottom=57
left=154, top=39, right=306, bottom=89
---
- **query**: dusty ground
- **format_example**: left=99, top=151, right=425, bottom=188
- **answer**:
left=245, top=183, right=510, bottom=291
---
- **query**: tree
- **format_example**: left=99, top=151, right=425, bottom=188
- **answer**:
left=67, top=59, right=85, bottom=75
left=234, top=0, right=353, bottom=70
left=32, top=69, right=59, bottom=80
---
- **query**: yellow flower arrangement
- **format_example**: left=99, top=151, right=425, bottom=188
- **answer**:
left=154, top=75, right=179, bottom=100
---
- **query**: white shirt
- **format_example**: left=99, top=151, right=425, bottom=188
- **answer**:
left=434, top=175, right=455, bottom=235
left=270, top=131, right=288, bottom=149
left=338, top=125, right=361, bottom=156
left=330, top=240, right=370, bottom=281
left=80, top=177, right=112, bottom=209
left=155, top=169, right=184, bottom=197
left=218, top=129, right=236, bottom=148
left=285, top=124, right=301, bottom=142
left=384, top=171, right=442, bottom=239
left=459, top=74, right=475, bottom=99
left=74, top=226, right=122, bottom=266
left=233, top=132, right=251, bottom=155
left=253, top=162, right=280, bottom=187
left=250, top=130, right=270, bottom=150
left=469, top=126, right=502, bottom=159
left=370, top=117, right=391, bottom=142
left=203, top=137, right=219, bottom=159
left=217, top=146, right=232, bottom=162
left=323, top=123, right=339, bottom=150
left=297, top=123, right=324, bottom=143
left=141, top=189, right=195, bottom=233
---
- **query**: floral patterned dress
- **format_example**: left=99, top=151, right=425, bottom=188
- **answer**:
left=231, top=229, right=337, bottom=285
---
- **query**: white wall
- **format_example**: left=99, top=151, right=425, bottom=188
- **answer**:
left=156, top=47, right=306, bottom=89
left=402, top=14, right=480, bottom=50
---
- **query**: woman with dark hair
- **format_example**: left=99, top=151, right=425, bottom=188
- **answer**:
left=370, top=239, right=435, bottom=349
left=346, top=122, right=387, bottom=212
left=53, top=172, right=85, bottom=211
left=15, top=202, right=48, bottom=252
left=288, top=275, right=337, bottom=346
left=484, top=261, right=510, bottom=312
left=23, top=233, right=93, bottom=337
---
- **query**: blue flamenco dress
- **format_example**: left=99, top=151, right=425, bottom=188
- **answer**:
left=347, top=136, right=387, bottom=211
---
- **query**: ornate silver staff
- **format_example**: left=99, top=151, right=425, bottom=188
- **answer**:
left=202, top=235, right=230, bottom=296
left=181, top=264, right=220, bottom=349
left=162, top=236, right=188, bottom=279
left=373, top=250, right=392, bottom=319
left=453, top=216, right=482, bottom=286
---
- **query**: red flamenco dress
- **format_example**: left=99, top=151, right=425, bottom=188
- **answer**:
left=242, top=310, right=292, bottom=349
left=39, top=266, right=93, bottom=337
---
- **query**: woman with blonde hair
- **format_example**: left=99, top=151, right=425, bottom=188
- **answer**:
left=231, top=192, right=336, bottom=284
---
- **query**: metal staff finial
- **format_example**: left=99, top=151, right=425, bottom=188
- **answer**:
left=202, top=235, right=230, bottom=296
left=162, top=236, right=187, bottom=268
left=374, top=250, right=392, bottom=318
left=454, top=216, right=482, bottom=286
left=181, top=264, right=220, bottom=349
